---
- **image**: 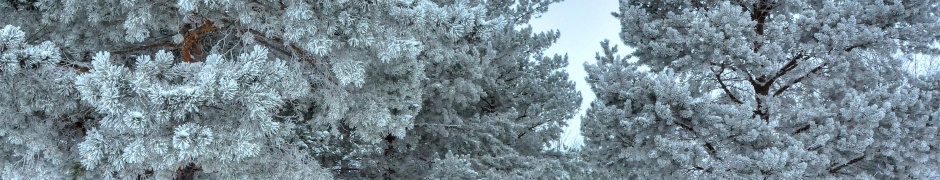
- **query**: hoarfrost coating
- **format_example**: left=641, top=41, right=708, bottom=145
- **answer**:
left=1, top=0, right=585, bottom=179
left=1, top=0, right=938, bottom=179
left=582, top=0, right=940, bottom=179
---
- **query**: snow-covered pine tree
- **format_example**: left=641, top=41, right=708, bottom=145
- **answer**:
left=1, top=0, right=583, bottom=178
left=583, top=0, right=940, bottom=179
left=2, top=21, right=333, bottom=179
left=72, top=46, right=335, bottom=179
left=304, top=0, right=586, bottom=178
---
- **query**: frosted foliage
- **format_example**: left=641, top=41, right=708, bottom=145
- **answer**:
left=332, top=60, right=364, bottom=87
left=584, top=0, right=940, bottom=179
left=427, top=152, right=480, bottom=179
left=0, top=25, right=81, bottom=179
left=300, top=0, right=584, bottom=178
left=0, top=0, right=582, bottom=178
left=0, top=0, right=520, bottom=145
left=72, top=46, right=324, bottom=178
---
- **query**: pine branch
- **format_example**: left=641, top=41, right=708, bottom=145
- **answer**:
left=415, top=123, right=465, bottom=129
left=674, top=114, right=720, bottom=160
left=331, top=167, right=361, bottom=172
left=713, top=63, right=742, bottom=104
left=828, top=154, right=865, bottom=174
left=516, top=120, right=545, bottom=139
left=791, top=124, right=811, bottom=135
left=773, top=43, right=869, bottom=97
left=773, top=62, right=827, bottom=97
left=243, top=29, right=310, bottom=59
left=110, top=42, right=177, bottom=56
left=766, top=53, right=808, bottom=86
left=246, top=33, right=294, bottom=58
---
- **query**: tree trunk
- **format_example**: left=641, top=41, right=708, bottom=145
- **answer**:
left=749, top=0, right=773, bottom=121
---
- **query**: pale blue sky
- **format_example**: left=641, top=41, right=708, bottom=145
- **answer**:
left=529, top=0, right=630, bottom=149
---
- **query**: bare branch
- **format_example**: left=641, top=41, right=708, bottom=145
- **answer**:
left=111, top=43, right=177, bottom=55
left=516, top=119, right=546, bottom=139
left=773, top=62, right=827, bottom=97
left=674, top=116, right=720, bottom=160
left=828, top=154, right=866, bottom=174
left=791, top=124, right=811, bottom=135
left=415, top=123, right=464, bottom=129
left=767, top=53, right=807, bottom=85
left=713, top=63, right=743, bottom=104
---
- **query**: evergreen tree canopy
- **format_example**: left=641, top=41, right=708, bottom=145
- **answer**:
left=7, top=0, right=939, bottom=179
left=1, top=0, right=581, bottom=179
left=583, top=0, right=940, bottom=179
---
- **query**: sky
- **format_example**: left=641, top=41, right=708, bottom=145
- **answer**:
left=529, top=0, right=630, bottom=149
